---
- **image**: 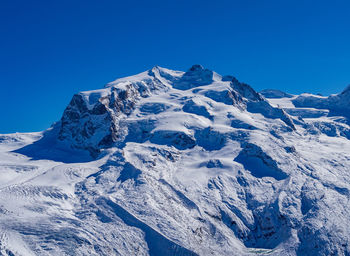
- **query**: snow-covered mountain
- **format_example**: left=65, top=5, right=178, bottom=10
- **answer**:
left=260, top=89, right=293, bottom=99
left=1, top=65, right=350, bottom=256
left=292, top=85, right=350, bottom=117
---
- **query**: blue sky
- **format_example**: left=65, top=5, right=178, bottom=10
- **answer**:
left=1, top=0, right=350, bottom=133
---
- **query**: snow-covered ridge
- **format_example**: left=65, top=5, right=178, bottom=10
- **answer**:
left=260, top=89, right=294, bottom=99
left=0, top=65, right=350, bottom=255
left=57, top=65, right=295, bottom=156
left=264, top=87, right=350, bottom=140
left=292, top=86, right=350, bottom=116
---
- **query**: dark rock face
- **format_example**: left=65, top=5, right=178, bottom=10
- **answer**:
left=58, top=84, right=143, bottom=156
left=230, top=78, right=263, bottom=102
left=57, top=71, right=171, bottom=156
left=173, top=65, right=214, bottom=90
left=204, top=89, right=244, bottom=107
left=58, top=94, right=114, bottom=156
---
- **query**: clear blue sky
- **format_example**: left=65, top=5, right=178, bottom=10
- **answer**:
left=1, top=0, right=350, bottom=133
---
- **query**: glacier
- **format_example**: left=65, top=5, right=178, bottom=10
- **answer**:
left=0, top=65, right=350, bottom=255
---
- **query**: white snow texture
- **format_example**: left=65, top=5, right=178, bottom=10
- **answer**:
left=0, top=65, right=350, bottom=256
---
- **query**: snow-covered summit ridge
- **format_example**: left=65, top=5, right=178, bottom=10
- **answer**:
left=105, top=65, right=217, bottom=90
left=57, top=65, right=295, bottom=156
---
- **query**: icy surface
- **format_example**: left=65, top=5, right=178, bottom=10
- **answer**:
left=0, top=66, right=350, bottom=255
left=260, top=89, right=294, bottom=99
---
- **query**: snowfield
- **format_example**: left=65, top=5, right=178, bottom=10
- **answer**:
left=1, top=65, right=350, bottom=255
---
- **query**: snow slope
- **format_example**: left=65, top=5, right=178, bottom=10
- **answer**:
left=260, top=89, right=293, bottom=99
left=0, top=65, right=350, bottom=255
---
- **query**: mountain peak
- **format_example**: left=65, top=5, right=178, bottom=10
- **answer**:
left=150, top=65, right=170, bottom=73
left=188, top=64, right=205, bottom=72
left=184, top=64, right=212, bottom=78
left=173, top=65, right=214, bottom=90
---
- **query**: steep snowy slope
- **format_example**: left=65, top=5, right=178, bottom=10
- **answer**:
left=1, top=65, right=350, bottom=256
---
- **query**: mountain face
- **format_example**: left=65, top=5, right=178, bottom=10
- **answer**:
left=0, top=65, right=350, bottom=256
